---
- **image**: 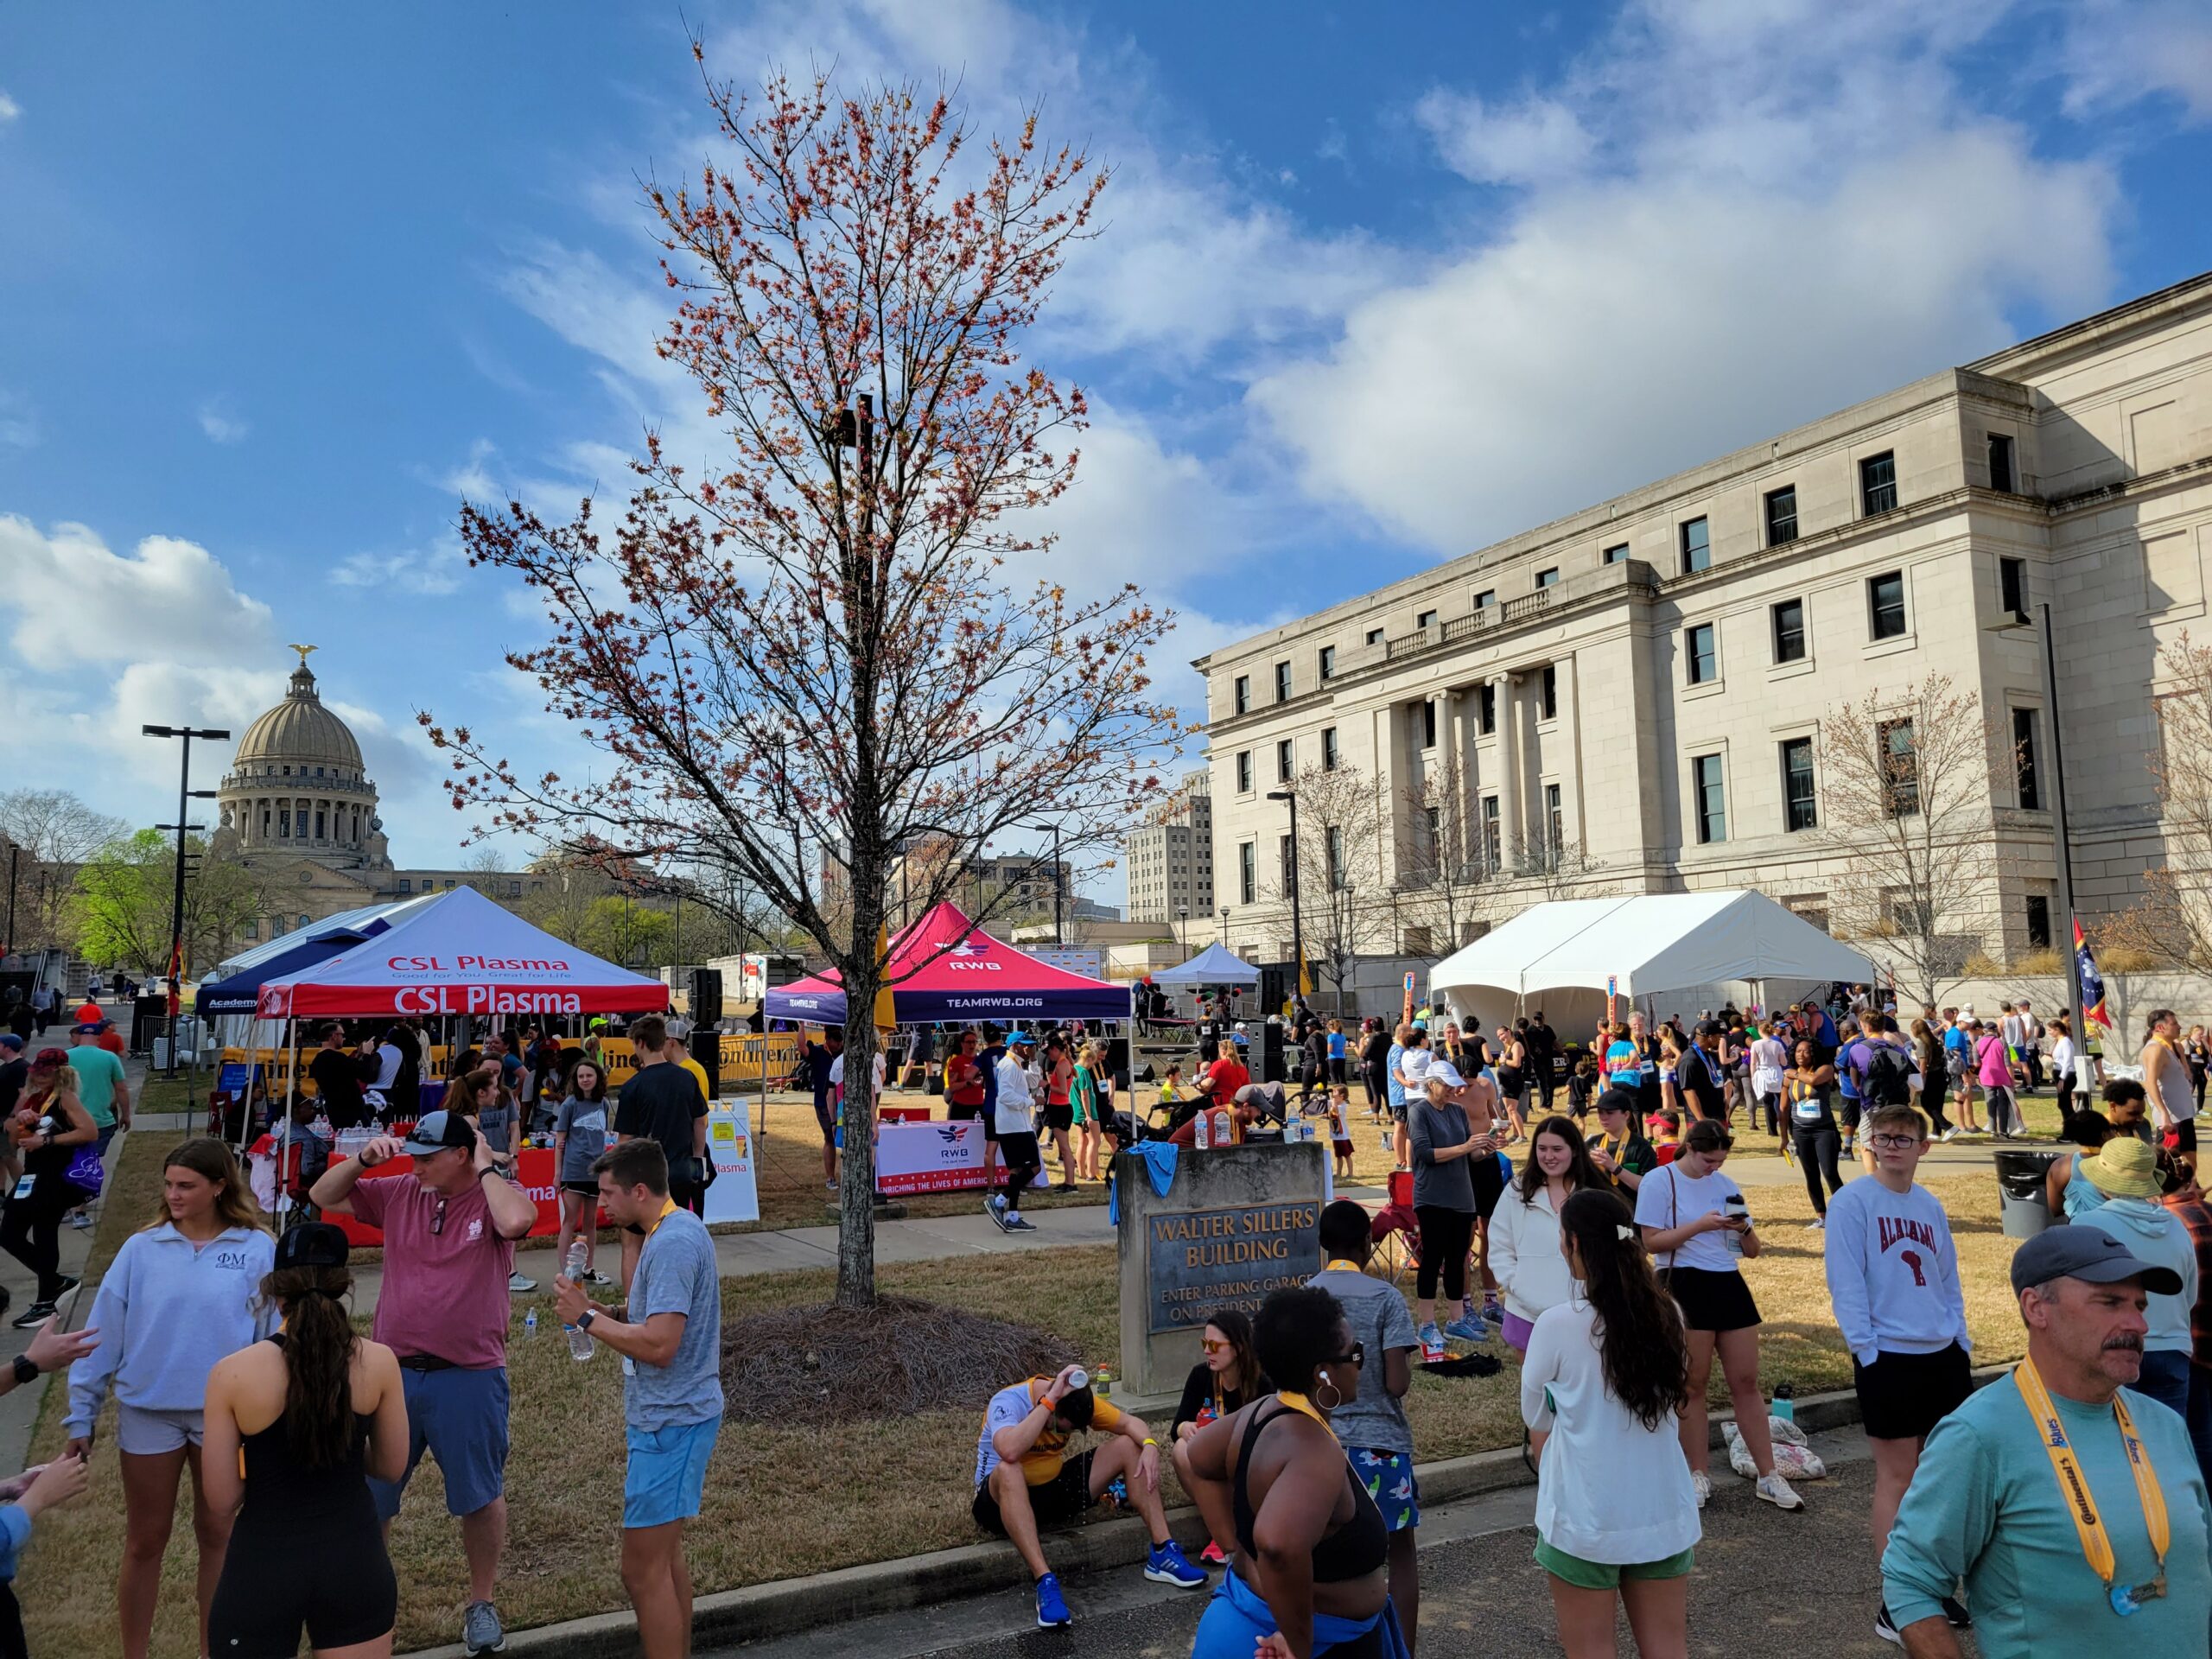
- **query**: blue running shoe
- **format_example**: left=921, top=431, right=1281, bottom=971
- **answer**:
left=1034, top=1572, right=1071, bottom=1628
left=1443, top=1313, right=1487, bottom=1343
left=1144, top=1539, right=1209, bottom=1589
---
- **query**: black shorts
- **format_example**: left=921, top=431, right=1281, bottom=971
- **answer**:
left=2176, top=1121, right=2201, bottom=1154
left=561, top=1180, right=599, bottom=1198
left=1470, top=1153, right=1507, bottom=1220
left=1838, top=1096, right=1863, bottom=1130
left=813, top=1096, right=836, bottom=1144
left=1854, top=1344, right=1973, bottom=1441
left=1665, top=1265, right=1761, bottom=1333
left=945, top=1098, right=987, bottom=1124
left=998, top=1130, right=1040, bottom=1170
left=1041, top=1101, right=1074, bottom=1133
left=972, top=1450, right=1095, bottom=1534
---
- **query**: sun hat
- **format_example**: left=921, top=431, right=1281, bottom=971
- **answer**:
left=2082, top=1135, right=2161, bottom=1201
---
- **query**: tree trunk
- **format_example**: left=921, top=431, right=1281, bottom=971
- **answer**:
left=834, top=950, right=880, bottom=1309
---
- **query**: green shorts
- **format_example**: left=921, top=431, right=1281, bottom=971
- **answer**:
left=1533, top=1537, right=1694, bottom=1590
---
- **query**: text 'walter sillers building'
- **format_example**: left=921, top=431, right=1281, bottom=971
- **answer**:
left=1196, top=273, right=2212, bottom=979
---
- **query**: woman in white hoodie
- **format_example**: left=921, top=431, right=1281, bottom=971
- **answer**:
left=1490, top=1116, right=1604, bottom=1353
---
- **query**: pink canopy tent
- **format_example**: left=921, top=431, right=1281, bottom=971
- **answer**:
left=254, top=884, right=671, bottom=1020
left=764, top=900, right=1131, bottom=1025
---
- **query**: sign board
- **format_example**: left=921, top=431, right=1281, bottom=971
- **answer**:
left=1145, top=1200, right=1323, bottom=1334
left=1021, top=945, right=1103, bottom=981
left=702, top=1099, right=760, bottom=1224
left=217, top=1062, right=262, bottom=1097
left=874, top=1118, right=991, bottom=1195
left=735, top=953, right=805, bottom=1002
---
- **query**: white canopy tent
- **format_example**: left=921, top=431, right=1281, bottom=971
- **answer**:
left=1428, top=891, right=1876, bottom=1039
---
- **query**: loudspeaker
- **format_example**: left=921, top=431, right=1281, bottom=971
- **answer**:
left=1106, top=1035, right=1131, bottom=1092
left=1260, top=967, right=1287, bottom=1020
left=1261, top=1021, right=1287, bottom=1084
left=690, top=968, right=723, bottom=1027
left=688, top=1029, right=721, bottom=1103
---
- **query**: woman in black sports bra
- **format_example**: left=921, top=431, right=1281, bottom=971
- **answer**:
left=1181, top=1285, right=1407, bottom=1659
left=202, top=1222, right=408, bottom=1658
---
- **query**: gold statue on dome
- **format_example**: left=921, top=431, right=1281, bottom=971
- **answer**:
left=289, top=644, right=318, bottom=669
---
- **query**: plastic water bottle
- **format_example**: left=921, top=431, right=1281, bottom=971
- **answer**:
left=1772, top=1382, right=1796, bottom=1424
left=563, top=1241, right=594, bottom=1361
left=523, top=1309, right=537, bottom=1340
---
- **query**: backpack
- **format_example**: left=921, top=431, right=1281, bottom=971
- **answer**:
left=1865, top=1041, right=1914, bottom=1106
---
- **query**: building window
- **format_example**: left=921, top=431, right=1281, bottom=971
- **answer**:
left=1879, top=718, right=1919, bottom=816
left=1236, top=751, right=1252, bottom=793
left=1772, top=597, right=1806, bottom=664
left=1276, top=739, right=1294, bottom=783
left=1868, top=570, right=1907, bottom=639
left=2013, top=707, right=2043, bottom=810
left=1860, top=450, right=1898, bottom=515
left=1686, top=622, right=1718, bottom=685
left=507, top=880, right=522, bottom=898
left=1477, top=683, right=1497, bottom=735
left=1540, top=664, right=1558, bottom=719
left=398, top=878, right=410, bottom=893
left=1680, top=517, right=1710, bottom=575
left=1233, top=675, right=1250, bottom=715
left=1988, top=432, right=2015, bottom=493
left=1420, top=700, right=1437, bottom=749
left=1692, top=753, right=1726, bottom=843
left=1481, top=795, right=1502, bottom=872
left=1999, top=556, right=2028, bottom=620
left=279, top=809, right=291, bottom=837
left=244, top=918, right=258, bottom=940
left=2026, top=893, right=2052, bottom=950
left=1274, top=661, right=1292, bottom=702
left=298, top=913, right=309, bottom=928
left=1325, top=825, right=1344, bottom=891
left=1417, top=608, right=1438, bottom=630
left=1781, top=737, right=1816, bottom=831
left=1365, top=626, right=1383, bottom=645
left=1764, top=486, right=1798, bottom=547
left=1279, top=834, right=1294, bottom=892
left=1318, top=645, right=1336, bottom=681
left=1535, top=568, right=1559, bottom=589
left=1321, top=727, right=1339, bottom=771
left=315, top=809, right=326, bottom=840
left=1239, top=842, right=1255, bottom=905
left=1473, top=590, right=1495, bottom=613
left=1602, top=543, right=1628, bottom=565
left=1545, top=783, right=1563, bottom=854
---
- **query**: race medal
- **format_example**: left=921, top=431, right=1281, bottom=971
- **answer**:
left=2110, top=1582, right=2139, bottom=1618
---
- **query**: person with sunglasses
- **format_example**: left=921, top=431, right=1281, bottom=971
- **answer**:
left=1821, top=1103, right=1973, bottom=1643
left=309, top=1108, right=538, bottom=1656
left=1181, top=1285, right=1403, bottom=1658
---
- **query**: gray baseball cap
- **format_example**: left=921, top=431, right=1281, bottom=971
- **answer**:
left=2010, top=1226, right=2183, bottom=1296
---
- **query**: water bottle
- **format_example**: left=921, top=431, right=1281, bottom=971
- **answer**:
left=563, top=1241, right=595, bottom=1361
left=1772, top=1382, right=1796, bottom=1424
left=523, top=1309, right=537, bottom=1340
left=1096, top=1368, right=1113, bottom=1399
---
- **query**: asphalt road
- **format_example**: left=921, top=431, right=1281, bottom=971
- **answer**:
left=722, top=1438, right=1967, bottom=1658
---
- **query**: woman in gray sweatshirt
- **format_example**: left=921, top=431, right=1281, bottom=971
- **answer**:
left=65, top=1138, right=273, bottom=1659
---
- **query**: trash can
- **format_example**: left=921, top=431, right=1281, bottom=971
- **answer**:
left=1994, top=1147, right=2065, bottom=1240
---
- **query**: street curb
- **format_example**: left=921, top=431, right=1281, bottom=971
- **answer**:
left=397, top=1362, right=2011, bottom=1658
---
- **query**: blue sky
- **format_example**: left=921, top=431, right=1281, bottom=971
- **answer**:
left=3, top=1, right=2209, bottom=901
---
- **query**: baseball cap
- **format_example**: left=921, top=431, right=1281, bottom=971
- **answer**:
left=1594, top=1086, right=1638, bottom=1116
left=0, top=1034, right=20, bottom=1052
left=29, top=1046, right=67, bottom=1070
left=2010, top=1225, right=2183, bottom=1296
left=1008, top=1030, right=1036, bottom=1049
left=401, top=1109, right=476, bottom=1158
left=273, top=1220, right=351, bottom=1272
left=71, top=1021, right=101, bottom=1036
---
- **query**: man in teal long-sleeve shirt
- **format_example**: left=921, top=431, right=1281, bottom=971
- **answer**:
left=1882, top=1227, right=2212, bottom=1657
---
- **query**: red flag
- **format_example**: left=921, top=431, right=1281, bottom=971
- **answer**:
left=2073, top=918, right=2113, bottom=1030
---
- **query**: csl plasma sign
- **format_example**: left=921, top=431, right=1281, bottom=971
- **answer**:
left=1145, top=1202, right=1322, bottom=1334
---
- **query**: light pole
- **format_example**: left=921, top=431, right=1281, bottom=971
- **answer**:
left=143, top=723, right=228, bottom=1079
left=1266, top=789, right=1303, bottom=1012
left=1219, top=906, right=1230, bottom=956
left=1174, top=905, right=1188, bottom=954
left=1986, top=601, right=2086, bottom=1045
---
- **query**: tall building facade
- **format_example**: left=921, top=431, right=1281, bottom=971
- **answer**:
left=1198, top=274, right=2212, bottom=971
left=1123, top=769, right=1214, bottom=925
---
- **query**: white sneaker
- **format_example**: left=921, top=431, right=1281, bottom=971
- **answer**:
left=1940, top=1127, right=1961, bottom=1142
left=1755, top=1472, right=1804, bottom=1510
left=1805, top=1217, right=1825, bottom=1230
left=1691, top=1471, right=1712, bottom=1508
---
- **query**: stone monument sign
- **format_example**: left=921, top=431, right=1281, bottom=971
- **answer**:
left=1116, top=1141, right=1327, bottom=1396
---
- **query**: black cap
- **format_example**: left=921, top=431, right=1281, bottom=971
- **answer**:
left=2010, top=1226, right=2183, bottom=1296
left=1594, top=1087, right=1638, bottom=1116
left=274, top=1221, right=350, bottom=1272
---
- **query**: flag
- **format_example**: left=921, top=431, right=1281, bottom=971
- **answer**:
left=2074, top=918, right=2113, bottom=1030
left=1297, top=944, right=1313, bottom=998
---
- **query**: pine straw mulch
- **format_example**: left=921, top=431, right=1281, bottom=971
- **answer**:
left=721, top=1294, right=1079, bottom=1425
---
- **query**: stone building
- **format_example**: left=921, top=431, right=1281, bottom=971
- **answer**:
left=1198, top=272, right=2212, bottom=974
left=1122, top=769, right=1213, bottom=926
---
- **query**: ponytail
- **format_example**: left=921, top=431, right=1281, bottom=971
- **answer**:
left=263, top=1265, right=359, bottom=1468
left=1558, top=1188, right=1686, bottom=1432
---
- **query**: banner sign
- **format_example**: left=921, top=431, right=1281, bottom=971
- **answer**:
left=1022, top=946, right=1104, bottom=980
left=1146, top=1200, right=1323, bottom=1334
left=874, top=1118, right=992, bottom=1195
left=702, top=1100, right=760, bottom=1224
left=327, top=1148, right=575, bottom=1246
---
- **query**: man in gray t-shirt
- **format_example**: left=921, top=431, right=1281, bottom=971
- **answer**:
left=554, top=1139, right=725, bottom=1648
left=1310, top=1198, right=1422, bottom=1633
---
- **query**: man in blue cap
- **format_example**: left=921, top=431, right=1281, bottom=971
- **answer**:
left=1881, top=1226, right=2211, bottom=1656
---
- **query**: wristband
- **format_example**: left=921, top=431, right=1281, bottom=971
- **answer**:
left=1141, top=1436, right=1158, bottom=1448
left=11, top=1353, right=37, bottom=1386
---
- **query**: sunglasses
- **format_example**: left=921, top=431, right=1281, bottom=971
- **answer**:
left=1200, top=1338, right=1230, bottom=1354
left=1327, top=1341, right=1366, bottom=1370
left=429, top=1196, right=448, bottom=1236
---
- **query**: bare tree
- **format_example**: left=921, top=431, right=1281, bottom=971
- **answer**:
left=2100, top=632, right=2212, bottom=973
left=1260, top=764, right=1384, bottom=1011
left=1393, top=748, right=1491, bottom=955
left=0, top=790, right=127, bottom=955
left=1818, top=674, right=2000, bottom=1007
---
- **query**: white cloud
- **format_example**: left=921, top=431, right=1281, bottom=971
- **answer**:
left=329, top=537, right=469, bottom=597
left=0, top=92, right=19, bottom=125
left=1251, top=0, right=2119, bottom=551
left=1416, top=91, right=1593, bottom=185
left=0, top=389, right=36, bottom=449
left=195, top=400, right=248, bottom=443
left=0, top=516, right=275, bottom=669
left=2059, top=0, right=2212, bottom=124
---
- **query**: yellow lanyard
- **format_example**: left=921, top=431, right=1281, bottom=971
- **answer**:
left=639, top=1196, right=678, bottom=1241
left=1274, top=1391, right=1338, bottom=1441
left=2014, top=1357, right=2170, bottom=1611
left=1323, top=1257, right=1365, bottom=1275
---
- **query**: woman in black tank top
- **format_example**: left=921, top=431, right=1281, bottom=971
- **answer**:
left=1179, top=1287, right=1407, bottom=1658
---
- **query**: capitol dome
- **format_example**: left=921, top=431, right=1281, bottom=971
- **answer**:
left=212, top=647, right=389, bottom=871
left=235, top=658, right=365, bottom=772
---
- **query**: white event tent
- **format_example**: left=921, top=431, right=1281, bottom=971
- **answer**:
left=1427, top=891, right=1876, bottom=1039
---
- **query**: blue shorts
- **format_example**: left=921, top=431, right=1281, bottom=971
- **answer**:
left=1348, top=1446, right=1419, bottom=1532
left=369, top=1365, right=509, bottom=1520
left=624, top=1416, right=721, bottom=1529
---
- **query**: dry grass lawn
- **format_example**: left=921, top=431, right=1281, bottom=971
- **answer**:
left=22, top=1125, right=2033, bottom=1658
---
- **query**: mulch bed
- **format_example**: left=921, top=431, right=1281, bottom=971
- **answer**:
left=721, top=1295, right=1077, bottom=1425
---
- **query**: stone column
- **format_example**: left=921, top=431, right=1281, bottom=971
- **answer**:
left=1492, top=672, right=1522, bottom=868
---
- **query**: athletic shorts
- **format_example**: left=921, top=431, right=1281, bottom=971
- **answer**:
left=1838, top=1095, right=1863, bottom=1130
left=369, top=1364, right=510, bottom=1519
left=1040, top=1101, right=1074, bottom=1133
left=971, top=1449, right=1096, bottom=1534
left=117, top=1405, right=203, bottom=1455
left=1854, top=1344, right=1973, bottom=1442
left=1535, top=1537, right=1694, bottom=1590
left=562, top=1180, right=600, bottom=1198
left=1348, top=1447, right=1419, bottom=1533
left=998, top=1130, right=1040, bottom=1171
left=2174, top=1121, right=2201, bottom=1154
left=1470, top=1154, right=1507, bottom=1221
left=1664, top=1265, right=1761, bottom=1333
left=813, top=1096, right=837, bottom=1144
left=623, top=1415, right=721, bottom=1529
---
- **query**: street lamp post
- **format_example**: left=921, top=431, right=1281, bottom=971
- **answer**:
left=1266, top=789, right=1303, bottom=1013
left=1174, top=905, right=1188, bottom=954
left=1986, top=601, right=2087, bottom=1045
left=143, top=723, right=229, bottom=1084
left=1219, top=906, right=1230, bottom=956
